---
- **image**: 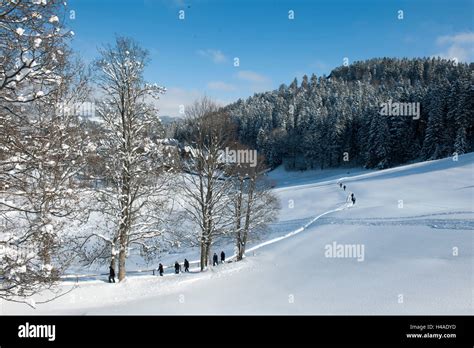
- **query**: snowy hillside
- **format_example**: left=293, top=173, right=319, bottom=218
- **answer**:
left=2, top=154, right=473, bottom=315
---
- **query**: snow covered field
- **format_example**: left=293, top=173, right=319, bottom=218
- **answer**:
left=2, top=154, right=473, bottom=315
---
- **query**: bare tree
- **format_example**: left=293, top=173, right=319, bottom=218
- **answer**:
left=228, top=153, right=279, bottom=261
left=0, top=45, right=91, bottom=305
left=0, top=0, right=89, bottom=302
left=94, top=37, right=169, bottom=281
left=178, top=98, right=238, bottom=270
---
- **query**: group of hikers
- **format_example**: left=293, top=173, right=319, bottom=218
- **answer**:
left=161, top=251, right=226, bottom=276
left=108, top=251, right=227, bottom=282
left=339, top=182, right=356, bottom=205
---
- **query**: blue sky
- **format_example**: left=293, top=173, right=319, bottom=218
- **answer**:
left=68, top=0, right=473, bottom=116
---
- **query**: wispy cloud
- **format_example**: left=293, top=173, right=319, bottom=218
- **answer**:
left=155, top=87, right=232, bottom=117
left=207, top=81, right=237, bottom=92
left=155, top=87, right=203, bottom=117
left=197, top=49, right=227, bottom=63
left=436, top=32, right=474, bottom=45
left=433, top=31, right=474, bottom=62
left=236, top=70, right=269, bottom=83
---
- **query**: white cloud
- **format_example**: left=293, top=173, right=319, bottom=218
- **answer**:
left=197, top=49, right=227, bottom=63
left=236, top=70, right=269, bottom=83
left=436, top=32, right=474, bottom=45
left=155, top=87, right=231, bottom=117
left=155, top=87, right=203, bottom=117
left=207, top=81, right=236, bottom=92
left=433, top=32, right=474, bottom=62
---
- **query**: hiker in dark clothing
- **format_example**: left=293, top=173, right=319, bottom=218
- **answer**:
left=351, top=193, right=356, bottom=205
left=343, top=185, right=346, bottom=191
left=108, top=266, right=115, bottom=283
left=339, top=182, right=342, bottom=188
left=184, top=259, right=189, bottom=272
left=174, top=261, right=181, bottom=274
left=220, top=251, right=225, bottom=263
left=213, top=253, right=218, bottom=266
left=158, top=263, right=164, bottom=276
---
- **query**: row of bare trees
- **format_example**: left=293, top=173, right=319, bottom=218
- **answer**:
left=178, top=99, right=279, bottom=270
left=1, top=1, right=279, bottom=303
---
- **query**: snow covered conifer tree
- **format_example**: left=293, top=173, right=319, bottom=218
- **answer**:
left=366, top=109, right=391, bottom=169
left=453, top=78, right=473, bottom=155
left=421, top=83, right=449, bottom=160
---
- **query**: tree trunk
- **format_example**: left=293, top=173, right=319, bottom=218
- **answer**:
left=39, top=207, right=52, bottom=265
left=206, top=239, right=212, bottom=267
left=118, top=157, right=131, bottom=281
left=118, top=249, right=126, bottom=281
left=239, top=178, right=255, bottom=261
left=235, top=178, right=244, bottom=261
left=117, top=202, right=129, bottom=281
left=200, top=239, right=207, bottom=271
left=237, top=240, right=244, bottom=261
left=40, top=235, right=52, bottom=265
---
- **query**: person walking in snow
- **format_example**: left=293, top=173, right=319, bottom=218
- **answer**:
left=158, top=263, right=164, bottom=276
left=351, top=193, right=356, bottom=205
left=108, top=266, right=115, bottom=283
left=339, top=182, right=342, bottom=188
left=184, top=259, right=189, bottom=272
left=213, top=253, right=218, bottom=266
left=220, top=251, right=225, bottom=263
left=343, top=185, right=346, bottom=191
left=174, top=261, right=181, bottom=274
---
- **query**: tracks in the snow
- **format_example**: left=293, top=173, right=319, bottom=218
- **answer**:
left=317, top=213, right=474, bottom=230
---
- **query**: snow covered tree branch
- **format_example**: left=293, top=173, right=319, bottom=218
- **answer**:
left=177, top=98, right=239, bottom=270
left=0, top=19, right=91, bottom=302
left=93, top=36, right=171, bottom=281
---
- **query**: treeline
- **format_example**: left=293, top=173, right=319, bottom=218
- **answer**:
left=217, top=58, right=473, bottom=170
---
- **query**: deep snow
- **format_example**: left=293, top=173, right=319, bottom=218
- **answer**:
left=2, top=153, right=473, bottom=314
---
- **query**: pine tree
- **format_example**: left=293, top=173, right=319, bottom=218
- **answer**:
left=453, top=78, right=473, bottom=154
left=421, top=83, right=449, bottom=160
left=366, top=111, right=391, bottom=168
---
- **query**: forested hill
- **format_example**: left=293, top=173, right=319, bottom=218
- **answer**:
left=222, top=57, right=473, bottom=170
